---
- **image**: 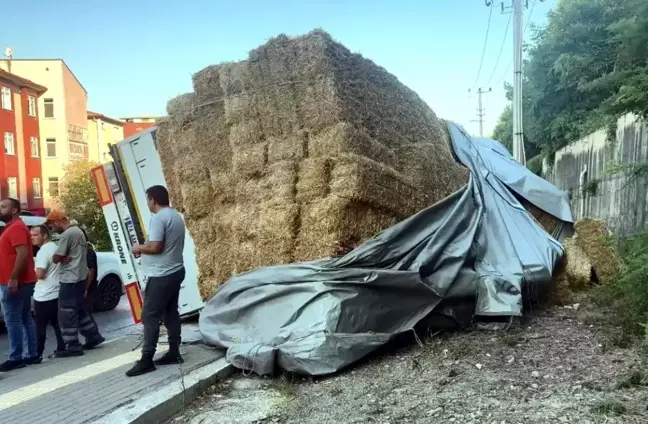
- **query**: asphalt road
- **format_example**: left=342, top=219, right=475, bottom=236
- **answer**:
left=0, top=295, right=138, bottom=358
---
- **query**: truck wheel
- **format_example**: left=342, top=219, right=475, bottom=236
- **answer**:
left=94, top=276, right=122, bottom=312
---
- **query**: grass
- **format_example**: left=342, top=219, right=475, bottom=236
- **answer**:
left=615, top=371, right=647, bottom=390
left=591, top=399, right=628, bottom=415
left=589, top=230, right=648, bottom=340
left=267, top=374, right=299, bottom=399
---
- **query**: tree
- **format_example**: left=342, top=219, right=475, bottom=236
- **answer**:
left=495, top=0, right=648, bottom=156
left=492, top=105, right=513, bottom=152
left=54, top=160, right=111, bottom=251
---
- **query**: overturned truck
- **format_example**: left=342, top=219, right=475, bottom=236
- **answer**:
left=155, top=30, right=574, bottom=376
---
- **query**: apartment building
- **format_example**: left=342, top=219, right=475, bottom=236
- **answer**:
left=0, top=69, right=46, bottom=212
left=87, top=112, right=124, bottom=163
left=122, top=116, right=156, bottom=138
left=0, top=59, right=88, bottom=206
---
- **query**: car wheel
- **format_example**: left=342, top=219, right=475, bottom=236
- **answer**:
left=93, top=275, right=122, bottom=312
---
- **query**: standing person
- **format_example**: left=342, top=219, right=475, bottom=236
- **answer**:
left=126, top=185, right=186, bottom=377
left=45, top=211, right=104, bottom=357
left=0, top=198, right=39, bottom=371
left=31, top=225, right=66, bottom=359
left=79, top=228, right=98, bottom=313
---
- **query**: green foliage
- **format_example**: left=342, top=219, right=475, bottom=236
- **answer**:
left=493, top=0, right=648, bottom=157
left=54, top=160, right=111, bottom=251
left=583, top=179, right=599, bottom=196
left=492, top=105, right=513, bottom=153
left=491, top=103, right=540, bottom=159
left=526, top=153, right=544, bottom=176
left=591, top=230, right=648, bottom=338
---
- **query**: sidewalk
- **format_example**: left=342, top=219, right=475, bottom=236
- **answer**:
left=0, top=331, right=230, bottom=424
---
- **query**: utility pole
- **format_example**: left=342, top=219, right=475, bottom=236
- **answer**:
left=512, top=0, right=525, bottom=165
left=470, top=87, right=492, bottom=137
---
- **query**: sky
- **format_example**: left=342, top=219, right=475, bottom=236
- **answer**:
left=3, top=0, right=555, bottom=137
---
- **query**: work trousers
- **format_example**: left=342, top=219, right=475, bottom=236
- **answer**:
left=58, top=281, right=102, bottom=351
left=34, top=298, right=66, bottom=356
left=141, top=268, right=185, bottom=357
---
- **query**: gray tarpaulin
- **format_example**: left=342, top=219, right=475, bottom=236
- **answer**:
left=199, top=122, right=574, bottom=376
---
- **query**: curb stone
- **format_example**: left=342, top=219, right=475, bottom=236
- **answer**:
left=92, top=357, right=234, bottom=424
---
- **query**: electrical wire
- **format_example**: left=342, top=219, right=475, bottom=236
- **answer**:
left=471, top=1, right=495, bottom=91
left=495, top=0, right=538, bottom=86
left=487, top=12, right=512, bottom=85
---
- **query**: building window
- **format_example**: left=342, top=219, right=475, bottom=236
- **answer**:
left=7, top=177, right=17, bottom=199
left=4, top=132, right=15, bottom=155
left=30, top=137, right=39, bottom=157
left=43, top=98, right=54, bottom=118
left=48, top=177, right=59, bottom=197
left=46, top=138, right=56, bottom=157
left=1, top=87, right=11, bottom=110
left=33, top=178, right=42, bottom=199
left=28, top=96, right=37, bottom=117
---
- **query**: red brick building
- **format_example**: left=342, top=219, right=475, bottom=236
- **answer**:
left=0, top=69, right=47, bottom=213
left=122, top=116, right=156, bottom=138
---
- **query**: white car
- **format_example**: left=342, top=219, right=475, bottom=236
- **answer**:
left=0, top=216, right=125, bottom=323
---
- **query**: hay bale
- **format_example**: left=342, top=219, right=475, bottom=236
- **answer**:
left=563, top=237, right=593, bottom=290
left=232, top=143, right=268, bottom=178
left=296, top=158, right=331, bottom=203
left=294, top=195, right=399, bottom=260
left=308, top=122, right=397, bottom=167
left=235, top=161, right=296, bottom=206
left=520, top=198, right=563, bottom=235
left=329, top=154, right=430, bottom=217
left=549, top=256, right=573, bottom=306
left=267, top=133, right=307, bottom=165
left=156, top=29, right=470, bottom=299
left=573, top=219, right=621, bottom=282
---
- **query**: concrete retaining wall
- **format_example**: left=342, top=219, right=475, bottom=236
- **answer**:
left=542, top=114, right=648, bottom=237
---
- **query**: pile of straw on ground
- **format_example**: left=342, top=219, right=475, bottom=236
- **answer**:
left=156, top=30, right=469, bottom=299
left=572, top=219, right=621, bottom=283
left=549, top=218, right=622, bottom=305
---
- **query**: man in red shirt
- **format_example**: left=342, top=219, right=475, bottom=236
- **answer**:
left=0, top=198, right=39, bottom=371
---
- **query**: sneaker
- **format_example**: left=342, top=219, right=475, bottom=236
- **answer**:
left=83, top=336, right=106, bottom=350
left=126, top=358, right=156, bottom=377
left=55, top=349, right=84, bottom=358
left=154, top=351, right=184, bottom=365
left=24, top=356, right=43, bottom=365
left=0, top=359, right=25, bottom=372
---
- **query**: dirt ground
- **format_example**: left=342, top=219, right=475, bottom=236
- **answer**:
left=170, top=304, right=648, bottom=424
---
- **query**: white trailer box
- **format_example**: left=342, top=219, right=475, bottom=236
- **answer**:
left=92, top=127, right=203, bottom=323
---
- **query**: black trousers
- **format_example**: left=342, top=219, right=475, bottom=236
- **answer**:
left=34, top=298, right=65, bottom=356
left=59, top=281, right=102, bottom=350
left=142, top=268, right=185, bottom=357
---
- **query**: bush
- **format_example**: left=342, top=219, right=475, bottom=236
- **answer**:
left=54, top=160, right=111, bottom=251
left=591, top=230, right=648, bottom=339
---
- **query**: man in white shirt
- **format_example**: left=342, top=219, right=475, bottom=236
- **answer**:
left=31, top=225, right=66, bottom=359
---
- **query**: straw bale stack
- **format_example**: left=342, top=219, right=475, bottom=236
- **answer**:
left=157, top=30, right=469, bottom=299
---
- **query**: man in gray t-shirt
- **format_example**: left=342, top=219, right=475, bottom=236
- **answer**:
left=46, top=211, right=104, bottom=356
left=55, top=225, right=89, bottom=283
left=126, top=185, right=186, bottom=377
left=140, top=207, right=185, bottom=278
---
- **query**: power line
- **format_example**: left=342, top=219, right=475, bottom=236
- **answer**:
left=495, top=0, right=538, bottom=86
left=471, top=1, right=495, bottom=91
left=487, top=12, right=512, bottom=85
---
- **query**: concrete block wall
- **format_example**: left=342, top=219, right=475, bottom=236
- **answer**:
left=542, top=114, right=648, bottom=237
